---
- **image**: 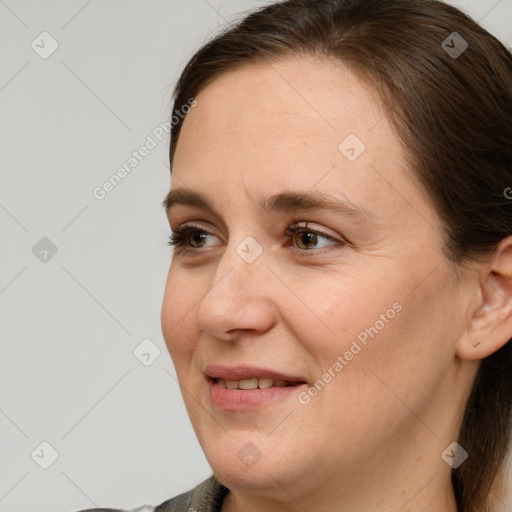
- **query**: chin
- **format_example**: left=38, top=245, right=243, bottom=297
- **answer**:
left=201, top=433, right=310, bottom=492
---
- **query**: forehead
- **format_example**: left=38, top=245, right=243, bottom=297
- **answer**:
left=171, top=56, right=431, bottom=226
left=178, top=55, right=385, bottom=150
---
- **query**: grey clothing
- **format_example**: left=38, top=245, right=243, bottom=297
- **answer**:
left=77, top=474, right=228, bottom=512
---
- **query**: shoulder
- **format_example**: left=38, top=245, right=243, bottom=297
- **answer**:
left=77, top=507, right=155, bottom=512
left=155, top=474, right=228, bottom=511
left=75, top=474, right=228, bottom=512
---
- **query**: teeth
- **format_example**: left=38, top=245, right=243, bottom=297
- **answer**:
left=215, top=377, right=294, bottom=389
left=258, top=377, right=273, bottom=389
left=239, top=378, right=258, bottom=389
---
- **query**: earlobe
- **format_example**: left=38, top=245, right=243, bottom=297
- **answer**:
left=457, top=236, right=512, bottom=360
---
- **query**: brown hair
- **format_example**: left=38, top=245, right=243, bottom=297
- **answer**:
left=167, top=1, right=512, bottom=510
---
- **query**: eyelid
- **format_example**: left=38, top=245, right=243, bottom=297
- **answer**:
left=175, top=222, right=224, bottom=246
left=173, top=220, right=343, bottom=239
left=287, top=221, right=343, bottom=241
left=172, top=221, right=222, bottom=238
left=175, top=221, right=216, bottom=233
left=171, top=220, right=348, bottom=254
left=285, top=222, right=347, bottom=253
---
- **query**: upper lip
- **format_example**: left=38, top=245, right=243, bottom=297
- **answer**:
left=204, top=365, right=307, bottom=383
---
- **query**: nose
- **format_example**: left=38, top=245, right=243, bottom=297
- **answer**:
left=196, top=240, right=277, bottom=342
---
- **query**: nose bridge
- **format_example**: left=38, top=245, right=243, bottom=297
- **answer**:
left=211, top=233, right=268, bottom=303
left=197, top=234, right=274, bottom=337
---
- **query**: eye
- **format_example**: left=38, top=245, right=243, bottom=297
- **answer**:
left=168, top=224, right=220, bottom=252
left=167, top=222, right=345, bottom=254
left=285, top=222, right=343, bottom=251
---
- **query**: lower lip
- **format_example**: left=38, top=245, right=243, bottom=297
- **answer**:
left=208, top=379, right=307, bottom=411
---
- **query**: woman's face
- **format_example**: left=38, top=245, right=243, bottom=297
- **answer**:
left=161, top=56, right=474, bottom=504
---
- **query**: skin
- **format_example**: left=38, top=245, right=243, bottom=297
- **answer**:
left=161, top=55, right=512, bottom=512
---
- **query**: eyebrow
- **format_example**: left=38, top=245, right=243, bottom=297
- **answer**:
left=162, top=188, right=376, bottom=224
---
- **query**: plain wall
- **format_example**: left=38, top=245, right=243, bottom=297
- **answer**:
left=1, top=1, right=511, bottom=510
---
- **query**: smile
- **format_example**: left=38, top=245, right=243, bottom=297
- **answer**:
left=213, top=377, right=301, bottom=389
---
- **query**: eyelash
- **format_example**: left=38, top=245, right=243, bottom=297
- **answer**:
left=167, top=222, right=345, bottom=255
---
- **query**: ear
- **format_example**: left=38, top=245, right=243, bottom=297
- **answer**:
left=457, top=236, right=512, bottom=360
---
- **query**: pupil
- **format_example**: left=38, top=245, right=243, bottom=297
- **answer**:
left=299, top=232, right=316, bottom=249
left=191, top=232, right=206, bottom=247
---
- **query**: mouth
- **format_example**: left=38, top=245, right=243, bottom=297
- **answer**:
left=204, top=364, right=308, bottom=387
left=204, top=365, right=308, bottom=411
left=211, top=377, right=304, bottom=389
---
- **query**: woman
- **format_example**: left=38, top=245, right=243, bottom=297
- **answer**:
left=80, top=0, right=512, bottom=511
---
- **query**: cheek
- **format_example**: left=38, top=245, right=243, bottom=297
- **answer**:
left=161, top=268, right=200, bottom=364
left=356, top=280, right=456, bottom=411
left=300, top=267, right=454, bottom=404
left=287, top=290, right=449, bottom=456
left=296, top=270, right=404, bottom=355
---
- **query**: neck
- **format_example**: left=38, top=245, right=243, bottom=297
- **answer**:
left=219, top=413, right=461, bottom=512
left=221, top=464, right=458, bottom=512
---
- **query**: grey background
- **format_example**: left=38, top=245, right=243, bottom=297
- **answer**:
left=1, top=1, right=511, bottom=511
